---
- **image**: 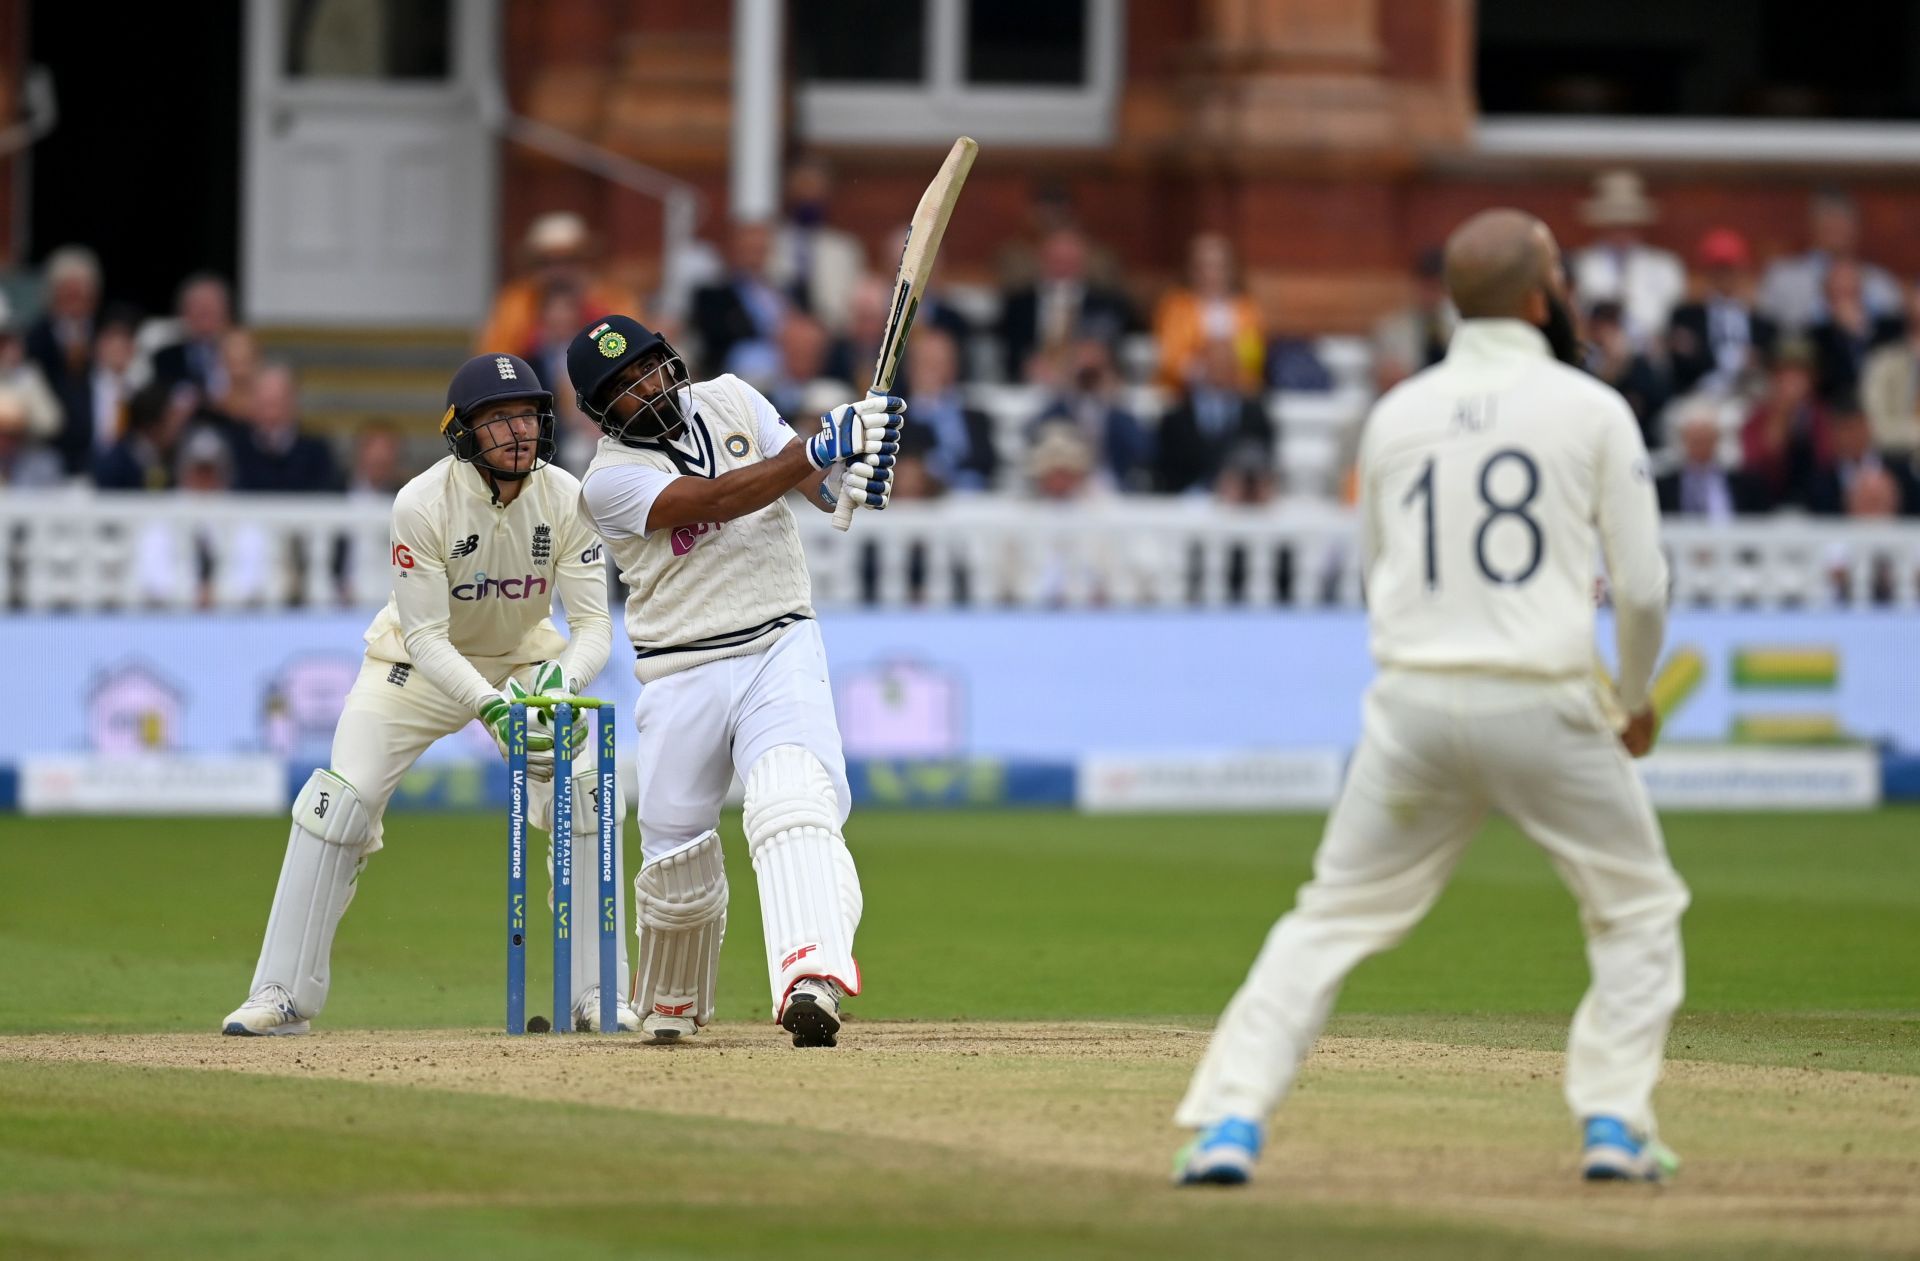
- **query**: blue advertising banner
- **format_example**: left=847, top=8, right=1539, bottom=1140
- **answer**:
left=4, top=609, right=1917, bottom=765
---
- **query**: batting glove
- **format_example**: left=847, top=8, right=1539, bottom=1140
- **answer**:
left=840, top=458, right=895, bottom=510
left=805, top=394, right=906, bottom=471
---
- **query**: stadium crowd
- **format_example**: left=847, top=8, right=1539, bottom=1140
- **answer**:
left=5, top=164, right=1920, bottom=540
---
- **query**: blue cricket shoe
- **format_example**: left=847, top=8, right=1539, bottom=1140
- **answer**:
left=1173, top=1117, right=1262, bottom=1186
left=1581, top=1115, right=1680, bottom=1182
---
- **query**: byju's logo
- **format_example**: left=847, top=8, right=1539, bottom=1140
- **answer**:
left=670, top=521, right=722, bottom=557
left=452, top=571, right=550, bottom=601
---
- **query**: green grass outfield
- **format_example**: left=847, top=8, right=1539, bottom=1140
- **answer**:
left=1, top=808, right=1916, bottom=1258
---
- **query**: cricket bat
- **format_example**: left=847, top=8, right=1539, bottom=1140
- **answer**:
left=832, top=136, right=980, bottom=533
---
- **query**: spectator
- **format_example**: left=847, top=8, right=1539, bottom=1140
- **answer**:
left=1153, top=232, right=1265, bottom=391
left=1027, top=422, right=1096, bottom=503
left=1740, top=340, right=1832, bottom=510
left=347, top=424, right=406, bottom=496
left=26, top=244, right=102, bottom=475
left=135, top=426, right=271, bottom=609
left=1570, top=170, right=1685, bottom=347
left=0, top=386, right=63, bottom=488
left=1806, top=405, right=1920, bottom=517
left=769, top=155, right=866, bottom=334
left=761, top=310, right=851, bottom=421
left=1656, top=399, right=1765, bottom=518
left=1027, top=336, right=1149, bottom=491
left=998, top=226, right=1136, bottom=383
left=232, top=363, right=339, bottom=493
left=1859, top=283, right=1920, bottom=455
left=1667, top=229, right=1776, bottom=398
left=1825, top=465, right=1908, bottom=605
left=1372, top=247, right=1455, bottom=394
left=1153, top=339, right=1277, bottom=496
left=1759, top=189, right=1902, bottom=332
left=0, top=294, right=65, bottom=447
left=476, top=212, right=638, bottom=358
left=1583, top=300, right=1670, bottom=450
left=94, top=381, right=197, bottom=491
left=903, top=327, right=997, bottom=492
left=151, top=273, right=234, bottom=396
left=690, top=218, right=788, bottom=379
left=1808, top=259, right=1903, bottom=407
left=88, top=305, right=142, bottom=461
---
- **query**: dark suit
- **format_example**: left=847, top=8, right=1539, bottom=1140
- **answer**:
left=1804, top=453, right=1920, bottom=517
left=1152, top=391, right=1275, bottom=495
left=25, top=315, right=93, bottom=475
left=1810, top=315, right=1904, bottom=406
left=1666, top=301, right=1777, bottom=396
left=690, top=277, right=783, bottom=379
left=151, top=339, right=224, bottom=393
left=234, top=428, right=340, bottom=493
left=906, top=393, right=998, bottom=491
left=997, top=282, right=1135, bottom=380
left=1029, top=396, right=1149, bottom=489
left=1655, top=465, right=1767, bottom=516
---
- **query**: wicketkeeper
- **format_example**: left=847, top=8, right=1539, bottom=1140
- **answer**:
left=222, top=353, right=637, bottom=1035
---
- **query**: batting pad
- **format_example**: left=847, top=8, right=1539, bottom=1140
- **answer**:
left=252, top=769, right=373, bottom=1018
left=743, top=745, right=863, bottom=1018
left=632, top=829, right=727, bottom=1025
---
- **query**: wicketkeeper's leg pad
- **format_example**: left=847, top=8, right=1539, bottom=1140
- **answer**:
left=743, top=745, right=863, bottom=1019
left=632, top=829, right=727, bottom=1026
left=251, top=769, right=374, bottom=1018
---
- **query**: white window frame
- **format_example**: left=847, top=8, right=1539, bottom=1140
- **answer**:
left=796, top=0, right=1123, bottom=147
left=1476, top=117, right=1920, bottom=167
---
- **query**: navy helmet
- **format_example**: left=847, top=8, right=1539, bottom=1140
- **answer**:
left=441, top=353, right=555, bottom=482
left=566, top=314, right=690, bottom=444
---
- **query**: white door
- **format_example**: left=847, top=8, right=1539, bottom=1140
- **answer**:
left=242, top=0, right=496, bottom=325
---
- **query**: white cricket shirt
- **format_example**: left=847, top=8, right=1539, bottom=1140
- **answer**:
left=1358, top=320, right=1669, bottom=708
left=362, top=456, right=612, bottom=713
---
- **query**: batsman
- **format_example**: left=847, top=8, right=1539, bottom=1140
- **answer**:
left=222, top=353, right=639, bottom=1035
left=571, top=315, right=902, bottom=1047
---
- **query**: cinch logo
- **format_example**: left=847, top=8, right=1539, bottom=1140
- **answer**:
left=451, top=572, right=550, bottom=601
left=781, top=944, right=818, bottom=971
left=670, top=521, right=722, bottom=557
left=580, top=543, right=604, bottom=564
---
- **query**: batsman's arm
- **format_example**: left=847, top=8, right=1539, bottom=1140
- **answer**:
left=644, top=440, right=827, bottom=534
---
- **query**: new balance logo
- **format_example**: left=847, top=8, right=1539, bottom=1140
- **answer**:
left=451, top=534, right=479, bottom=559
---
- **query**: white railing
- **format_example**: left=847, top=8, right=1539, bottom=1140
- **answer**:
left=2, top=491, right=1918, bottom=613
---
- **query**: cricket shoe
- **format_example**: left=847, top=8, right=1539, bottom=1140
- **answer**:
left=1580, top=1116, right=1680, bottom=1182
left=571, top=986, right=643, bottom=1033
left=1174, top=1117, right=1262, bottom=1186
left=221, top=984, right=310, bottom=1037
left=641, top=1011, right=699, bottom=1044
left=780, top=976, right=843, bottom=1048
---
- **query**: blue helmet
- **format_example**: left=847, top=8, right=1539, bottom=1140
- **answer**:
left=441, top=353, right=555, bottom=481
left=566, top=314, right=689, bottom=443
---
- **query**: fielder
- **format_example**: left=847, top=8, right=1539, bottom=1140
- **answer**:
left=223, top=353, right=639, bottom=1035
left=1175, top=210, right=1688, bottom=1184
left=570, top=315, right=901, bottom=1047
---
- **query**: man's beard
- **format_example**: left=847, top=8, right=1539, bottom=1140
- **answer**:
left=1540, top=291, right=1582, bottom=365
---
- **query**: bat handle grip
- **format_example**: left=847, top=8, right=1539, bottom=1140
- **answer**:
left=829, top=386, right=894, bottom=533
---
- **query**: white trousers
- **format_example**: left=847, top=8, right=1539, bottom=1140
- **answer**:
left=632, top=621, right=850, bottom=862
left=1177, top=670, right=1689, bottom=1135
left=247, top=653, right=629, bottom=1014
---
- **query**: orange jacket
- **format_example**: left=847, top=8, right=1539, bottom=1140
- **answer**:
left=1153, top=290, right=1265, bottom=391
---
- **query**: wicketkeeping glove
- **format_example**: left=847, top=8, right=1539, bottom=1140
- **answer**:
left=805, top=394, right=906, bottom=471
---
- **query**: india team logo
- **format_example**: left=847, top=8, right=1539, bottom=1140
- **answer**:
left=724, top=433, right=750, bottom=457
left=597, top=331, right=627, bottom=358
